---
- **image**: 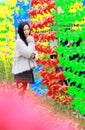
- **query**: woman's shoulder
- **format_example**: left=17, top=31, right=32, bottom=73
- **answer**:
left=15, top=39, right=25, bottom=48
left=16, top=38, right=24, bottom=43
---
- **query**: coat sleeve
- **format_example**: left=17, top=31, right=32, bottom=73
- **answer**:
left=16, top=39, right=33, bottom=58
left=26, top=36, right=38, bottom=60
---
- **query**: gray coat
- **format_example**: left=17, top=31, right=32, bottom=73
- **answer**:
left=12, top=36, right=38, bottom=74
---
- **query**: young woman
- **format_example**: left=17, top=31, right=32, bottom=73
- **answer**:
left=12, top=22, right=38, bottom=95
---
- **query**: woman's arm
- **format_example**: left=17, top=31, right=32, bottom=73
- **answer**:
left=26, top=36, right=38, bottom=60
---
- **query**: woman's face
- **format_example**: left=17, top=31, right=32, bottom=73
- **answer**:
left=23, top=24, right=30, bottom=38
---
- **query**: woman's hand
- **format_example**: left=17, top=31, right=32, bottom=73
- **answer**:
left=26, top=35, right=33, bottom=39
left=31, top=53, right=35, bottom=59
left=26, top=36, right=34, bottom=43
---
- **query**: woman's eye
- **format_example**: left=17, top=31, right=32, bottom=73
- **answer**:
left=24, top=29, right=29, bottom=31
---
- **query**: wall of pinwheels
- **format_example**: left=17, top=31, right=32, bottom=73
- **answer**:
left=0, top=0, right=85, bottom=115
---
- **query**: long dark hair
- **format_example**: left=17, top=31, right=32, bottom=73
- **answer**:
left=18, top=22, right=31, bottom=45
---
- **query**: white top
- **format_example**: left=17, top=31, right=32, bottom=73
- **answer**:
left=12, top=36, right=38, bottom=74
